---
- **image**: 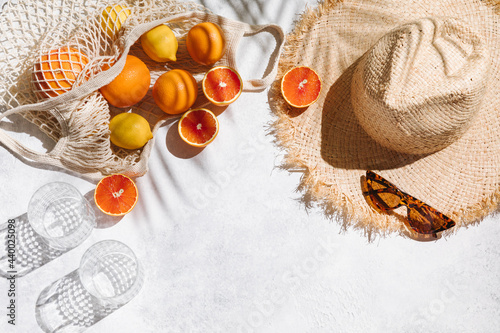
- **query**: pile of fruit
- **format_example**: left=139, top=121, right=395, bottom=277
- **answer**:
left=32, top=4, right=243, bottom=152
left=30, top=4, right=323, bottom=217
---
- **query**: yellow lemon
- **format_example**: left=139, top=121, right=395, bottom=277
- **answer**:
left=100, top=5, right=132, bottom=38
left=141, top=24, right=178, bottom=62
left=109, top=113, right=153, bottom=150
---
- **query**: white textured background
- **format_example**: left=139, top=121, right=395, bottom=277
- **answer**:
left=1, top=0, right=499, bottom=332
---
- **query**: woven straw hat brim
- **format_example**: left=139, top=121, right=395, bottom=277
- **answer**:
left=270, top=0, right=500, bottom=238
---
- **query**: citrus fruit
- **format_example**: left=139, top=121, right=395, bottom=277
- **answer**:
left=109, top=112, right=153, bottom=150
left=153, top=69, right=198, bottom=115
left=94, top=174, right=138, bottom=216
left=32, top=46, right=89, bottom=99
left=141, top=24, right=178, bottom=62
left=186, top=22, right=226, bottom=66
left=100, top=5, right=132, bottom=38
left=100, top=55, right=150, bottom=108
left=178, top=108, right=219, bottom=147
left=202, top=66, right=243, bottom=106
left=281, top=66, right=322, bottom=108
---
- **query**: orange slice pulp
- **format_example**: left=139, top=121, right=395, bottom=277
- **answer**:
left=94, top=174, right=138, bottom=216
left=178, top=108, right=219, bottom=147
left=280, top=66, right=322, bottom=108
left=202, top=66, right=242, bottom=106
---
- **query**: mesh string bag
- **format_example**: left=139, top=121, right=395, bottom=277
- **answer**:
left=0, top=0, right=285, bottom=182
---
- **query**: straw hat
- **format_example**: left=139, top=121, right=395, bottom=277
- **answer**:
left=271, top=0, right=500, bottom=238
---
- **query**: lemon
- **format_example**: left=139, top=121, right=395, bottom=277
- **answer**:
left=141, top=24, right=178, bottom=62
left=109, top=113, right=153, bottom=150
left=100, top=5, right=132, bottom=39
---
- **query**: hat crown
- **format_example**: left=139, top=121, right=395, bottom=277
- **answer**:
left=352, top=17, right=490, bottom=154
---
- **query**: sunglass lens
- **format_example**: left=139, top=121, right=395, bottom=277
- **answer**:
left=361, top=178, right=384, bottom=213
left=362, top=175, right=402, bottom=211
left=407, top=206, right=433, bottom=234
left=407, top=204, right=455, bottom=234
left=376, top=191, right=402, bottom=209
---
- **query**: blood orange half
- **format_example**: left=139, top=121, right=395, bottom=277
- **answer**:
left=202, top=66, right=242, bottom=106
left=281, top=66, right=322, bottom=108
left=178, top=108, right=219, bottom=147
left=94, top=174, right=138, bottom=216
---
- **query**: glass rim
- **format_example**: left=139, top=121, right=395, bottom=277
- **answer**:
left=78, top=240, right=144, bottom=304
left=27, top=181, right=93, bottom=240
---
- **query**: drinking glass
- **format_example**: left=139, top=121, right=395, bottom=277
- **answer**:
left=28, top=182, right=95, bottom=251
left=0, top=182, right=95, bottom=277
left=36, top=240, right=144, bottom=333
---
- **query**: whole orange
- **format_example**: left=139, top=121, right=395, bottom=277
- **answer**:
left=32, top=46, right=89, bottom=99
left=186, top=22, right=226, bottom=66
left=100, top=55, right=150, bottom=108
left=153, top=69, right=198, bottom=115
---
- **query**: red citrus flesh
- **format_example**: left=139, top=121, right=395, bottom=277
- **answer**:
left=178, top=108, right=219, bottom=147
left=94, top=174, right=138, bottom=216
left=281, top=66, right=321, bottom=108
left=202, top=66, right=242, bottom=106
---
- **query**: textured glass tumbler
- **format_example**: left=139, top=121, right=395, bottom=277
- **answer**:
left=28, top=182, right=95, bottom=251
left=36, top=240, right=144, bottom=333
left=0, top=182, right=95, bottom=277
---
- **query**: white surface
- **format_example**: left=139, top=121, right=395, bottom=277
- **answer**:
left=1, top=0, right=500, bottom=332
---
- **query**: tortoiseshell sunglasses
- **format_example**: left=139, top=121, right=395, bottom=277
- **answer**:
left=361, top=170, right=456, bottom=235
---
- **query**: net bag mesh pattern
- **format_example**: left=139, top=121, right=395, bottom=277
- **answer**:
left=0, top=0, right=284, bottom=181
